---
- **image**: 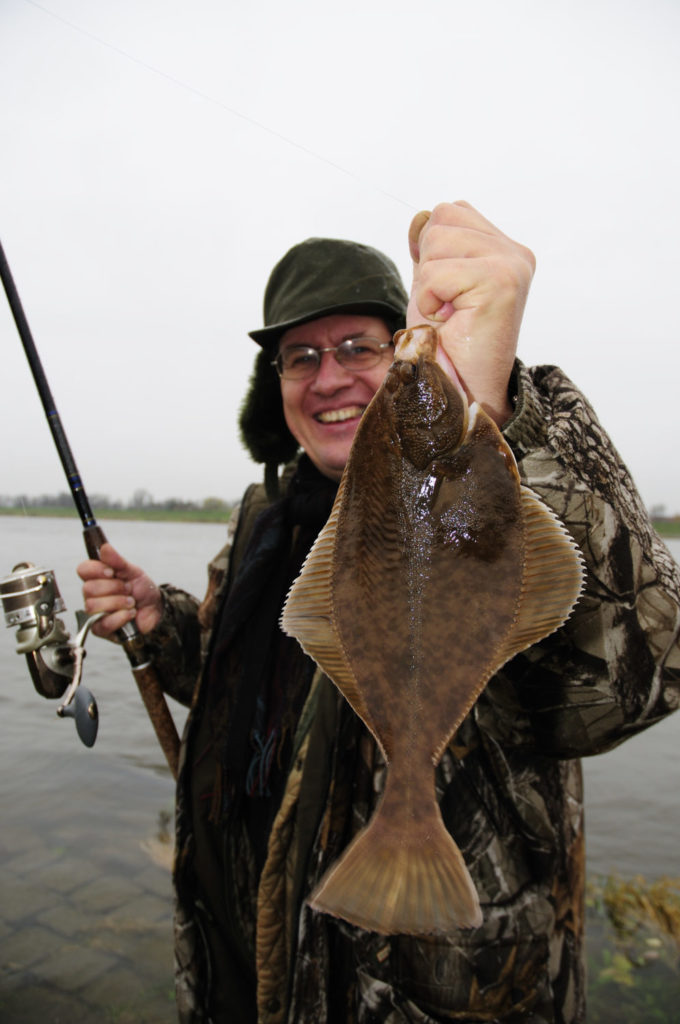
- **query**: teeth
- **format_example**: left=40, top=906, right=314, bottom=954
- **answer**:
left=317, top=406, right=364, bottom=424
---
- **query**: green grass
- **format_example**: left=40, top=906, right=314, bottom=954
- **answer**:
left=2, top=505, right=678, bottom=533
left=654, top=519, right=680, bottom=537
left=0, top=505, right=233, bottom=523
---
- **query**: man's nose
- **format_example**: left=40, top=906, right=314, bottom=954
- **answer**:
left=311, top=349, right=354, bottom=390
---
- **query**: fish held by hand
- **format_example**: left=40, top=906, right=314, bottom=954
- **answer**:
left=281, top=324, right=585, bottom=935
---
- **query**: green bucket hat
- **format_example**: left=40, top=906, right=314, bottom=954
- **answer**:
left=239, top=236, right=407, bottom=497
left=248, top=237, right=408, bottom=348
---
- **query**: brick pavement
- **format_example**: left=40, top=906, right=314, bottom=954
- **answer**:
left=0, top=758, right=177, bottom=1023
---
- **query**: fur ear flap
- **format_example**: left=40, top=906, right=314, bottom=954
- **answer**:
left=239, top=348, right=300, bottom=466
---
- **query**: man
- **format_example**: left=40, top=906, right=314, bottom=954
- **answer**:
left=79, top=202, right=680, bottom=1023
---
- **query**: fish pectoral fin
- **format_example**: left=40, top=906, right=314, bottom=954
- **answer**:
left=497, top=485, right=586, bottom=663
left=281, top=483, right=375, bottom=731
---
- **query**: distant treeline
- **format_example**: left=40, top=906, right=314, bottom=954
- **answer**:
left=2, top=493, right=680, bottom=534
left=0, top=492, right=236, bottom=523
left=650, top=517, right=680, bottom=537
left=649, top=506, right=680, bottom=537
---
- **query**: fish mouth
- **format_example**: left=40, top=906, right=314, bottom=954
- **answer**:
left=395, top=325, right=465, bottom=396
left=315, top=406, right=365, bottom=424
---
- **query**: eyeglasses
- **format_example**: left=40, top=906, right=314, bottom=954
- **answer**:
left=272, top=336, right=393, bottom=381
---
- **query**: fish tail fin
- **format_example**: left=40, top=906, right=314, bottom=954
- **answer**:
left=309, top=800, right=482, bottom=935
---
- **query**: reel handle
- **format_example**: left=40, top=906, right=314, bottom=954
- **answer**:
left=0, top=561, right=99, bottom=746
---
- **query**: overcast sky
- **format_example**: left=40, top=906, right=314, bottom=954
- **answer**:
left=1, top=0, right=679, bottom=515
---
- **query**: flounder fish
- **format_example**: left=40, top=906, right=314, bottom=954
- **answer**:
left=281, top=324, right=584, bottom=935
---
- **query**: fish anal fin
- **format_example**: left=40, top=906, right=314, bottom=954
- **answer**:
left=496, top=486, right=586, bottom=664
left=281, top=481, right=375, bottom=732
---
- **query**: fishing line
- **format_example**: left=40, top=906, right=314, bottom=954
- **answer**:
left=18, top=0, right=417, bottom=213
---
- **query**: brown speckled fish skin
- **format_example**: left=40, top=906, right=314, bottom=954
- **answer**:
left=281, top=324, right=584, bottom=936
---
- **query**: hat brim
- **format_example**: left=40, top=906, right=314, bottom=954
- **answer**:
left=248, top=300, right=406, bottom=349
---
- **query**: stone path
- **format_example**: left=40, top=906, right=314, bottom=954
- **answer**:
left=0, top=754, right=177, bottom=1023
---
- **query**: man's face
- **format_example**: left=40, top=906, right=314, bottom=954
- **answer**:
left=278, top=313, right=394, bottom=481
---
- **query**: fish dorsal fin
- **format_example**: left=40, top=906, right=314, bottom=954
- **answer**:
left=495, top=485, right=585, bottom=666
left=281, top=478, right=376, bottom=733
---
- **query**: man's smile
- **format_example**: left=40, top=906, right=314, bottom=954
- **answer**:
left=315, top=405, right=365, bottom=424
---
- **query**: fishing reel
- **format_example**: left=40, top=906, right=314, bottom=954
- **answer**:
left=0, top=562, right=104, bottom=748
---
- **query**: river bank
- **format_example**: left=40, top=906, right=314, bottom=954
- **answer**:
left=0, top=505, right=234, bottom=524
left=2, top=506, right=680, bottom=535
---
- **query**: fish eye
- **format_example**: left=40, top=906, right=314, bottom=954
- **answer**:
left=397, top=361, right=417, bottom=382
left=385, top=365, right=401, bottom=392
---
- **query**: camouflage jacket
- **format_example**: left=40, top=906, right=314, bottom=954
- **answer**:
left=146, top=362, right=680, bottom=1024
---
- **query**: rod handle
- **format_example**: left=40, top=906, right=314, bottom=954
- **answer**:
left=83, top=524, right=181, bottom=779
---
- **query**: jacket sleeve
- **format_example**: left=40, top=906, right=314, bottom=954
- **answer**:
left=141, top=508, right=240, bottom=707
left=476, top=361, right=680, bottom=757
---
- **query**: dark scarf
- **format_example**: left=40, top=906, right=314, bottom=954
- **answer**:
left=203, top=456, right=338, bottom=859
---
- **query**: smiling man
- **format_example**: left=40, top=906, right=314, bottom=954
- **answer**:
left=241, top=235, right=409, bottom=498
left=78, top=204, right=680, bottom=1024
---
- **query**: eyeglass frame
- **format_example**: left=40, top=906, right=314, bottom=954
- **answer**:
left=271, top=336, right=394, bottom=381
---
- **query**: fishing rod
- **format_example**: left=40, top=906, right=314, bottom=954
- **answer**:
left=0, top=238, right=180, bottom=778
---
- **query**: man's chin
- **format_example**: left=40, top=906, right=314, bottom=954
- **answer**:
left=307, top=448, right=350, bottom=482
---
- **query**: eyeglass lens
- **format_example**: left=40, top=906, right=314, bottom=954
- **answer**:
left=275, top=337, right=391, bottom=379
